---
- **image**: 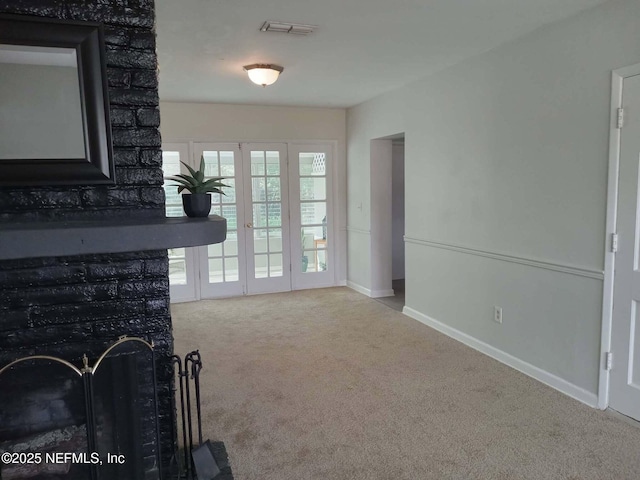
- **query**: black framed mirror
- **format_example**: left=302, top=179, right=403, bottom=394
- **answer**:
left=0, top=14, right=114, bottom=185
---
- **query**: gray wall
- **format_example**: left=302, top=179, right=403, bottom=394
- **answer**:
left=347, top=0, right=640, bottom=400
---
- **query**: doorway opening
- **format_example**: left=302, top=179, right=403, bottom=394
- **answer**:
left=391, top=138, right=405, bottom=309
left=370, top=134, right=405, bottom=311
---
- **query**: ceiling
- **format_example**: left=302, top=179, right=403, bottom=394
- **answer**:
left=155, top=0, right=609, bottom=108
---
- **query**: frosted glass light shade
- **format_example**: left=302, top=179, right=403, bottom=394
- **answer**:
left=243, top=64, right=283, bottom=87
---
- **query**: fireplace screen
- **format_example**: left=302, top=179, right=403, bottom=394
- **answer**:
left=0, top=337, right=162, bottom=480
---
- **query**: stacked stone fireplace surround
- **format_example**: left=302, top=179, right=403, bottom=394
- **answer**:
left=0, top=0, right=174, bottom=470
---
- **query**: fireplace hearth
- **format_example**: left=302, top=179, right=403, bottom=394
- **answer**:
left=0, top=337, right=163, bottom=480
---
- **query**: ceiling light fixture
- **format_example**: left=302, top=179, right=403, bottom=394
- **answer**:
left=260, top=21, right=317, bottom=36
left=243, top=64, right=284, bottom=87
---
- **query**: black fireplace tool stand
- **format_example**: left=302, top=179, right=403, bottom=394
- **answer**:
left=171, top=351, right=233, bottom=480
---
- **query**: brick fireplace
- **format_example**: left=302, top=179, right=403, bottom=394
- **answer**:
left=0, top=0, right=175, bottom=472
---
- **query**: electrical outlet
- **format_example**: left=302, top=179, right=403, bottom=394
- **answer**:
left=494, top=306, right=503, bottom=324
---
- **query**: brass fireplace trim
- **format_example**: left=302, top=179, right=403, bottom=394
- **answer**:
left=91, top=336, right=154, bottom=374
left=0, top=336, right=154, bottom=376
left=0, top=355, right=83, bottom=377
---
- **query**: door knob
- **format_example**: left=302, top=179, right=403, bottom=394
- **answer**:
left=246, top=223, right=253, bottom=228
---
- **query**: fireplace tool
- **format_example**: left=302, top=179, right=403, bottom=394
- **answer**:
left=171, top=354, right=190, bottom=477
left=173, top=350, right=220, bottom=480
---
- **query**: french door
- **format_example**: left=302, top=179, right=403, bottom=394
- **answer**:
left=162, top=142, right=334, bottom=301
left=242, top=143, right=292, bottom=294
left=288, top=144, right=334, bottom=290
left=194, top=143, right=245, bottom=298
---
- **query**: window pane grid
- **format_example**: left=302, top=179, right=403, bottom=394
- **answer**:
left=298, top=151, right=328, bottom=275
left=252, top=150, right=283, bottom=281
left=202, top=149, right=240, bottom=284
left=162, top=151, right=184, bottom=218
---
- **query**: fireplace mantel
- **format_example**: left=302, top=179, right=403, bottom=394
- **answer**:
left=0, top=215, right=227, bottom=260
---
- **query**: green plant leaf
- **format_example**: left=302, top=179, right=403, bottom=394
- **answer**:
left=169, top=174, right=198, bottom=185
left=201, top=178, right=229, bottom=188
left=168, top=158, right=232, bottom=196
left=181, top=161, right=198, bottom=179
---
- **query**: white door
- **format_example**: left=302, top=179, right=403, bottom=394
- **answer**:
left=288, top=144, right=334, bottom=290
left=192, top=143, right=246, bottom=298
left=162, top=143, right=198, bottom=303
left=242, top=143, right=292, bottom=295
left=610, top=73, right=640, bottom=420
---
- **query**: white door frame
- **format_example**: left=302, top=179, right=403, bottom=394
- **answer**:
left=600, top=62, right=640, bottom=409
left=288, top=143, right=336, bottom=290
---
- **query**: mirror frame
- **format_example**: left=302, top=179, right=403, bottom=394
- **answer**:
left=0, top=14, right=115, bottom=185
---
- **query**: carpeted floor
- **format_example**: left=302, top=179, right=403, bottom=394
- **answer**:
left=172, top=287, right=640, bottom=480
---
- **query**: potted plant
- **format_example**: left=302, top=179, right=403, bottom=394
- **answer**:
left=167, top=156, right=229, bottom=218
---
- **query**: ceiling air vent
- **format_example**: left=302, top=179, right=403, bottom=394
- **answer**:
left=260, top=21, right=317, bottom=36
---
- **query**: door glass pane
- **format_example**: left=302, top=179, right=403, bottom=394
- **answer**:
left=302, top=226, right=326, bottom=243
left=225, top=257, right=239, bottom=282
left=168, top=248, right=187, bottom=284
left=208, top=258, right=223, bottom=283
left=299, top=153, right=315, bottom=176
left=267, top=203, right=282, bottom=227
left=300, top=229, right=313, bottom=252
left=254, top=254, right=268, bottom=278
left=266, top=151, right=280, bottom=175
left=220, top=151, right=234, bottom=176
left=317, top=249, right=327, bottom=272
left=268, top=229, right=282, bottom=253
left=301, top=249, right=310, bottom=273
left=252, top=178, right=266, bottom=202
left=208, top=242, right=222, bottom=257
left=225, top=231, right=238, bottom=256
left=267, top=177, right=281, bottom=201
left=162, top=151, right=183, bottom=218
left=203, top=151, right=219, bottom=176
left=270, top=254, right=283, bottom=277
left=251, top=151, right=265, bottom=175
left=253, top=204, right=267, bottom=227
left=300, top=177, right=326, bottom=200
left=299, top=152, right=326, bottom=175
left=254, top=229, right=268, bottom=253
left=301, top=202, right=326, bottom=226
left=222, top=178, right=236, bottom=203
left=221, top=205, right=237, bottom=230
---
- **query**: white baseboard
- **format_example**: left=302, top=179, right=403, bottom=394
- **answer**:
left=402, top=306, right=598, bottom=408
left=372, top=289, right=395, bottom=298
left=346, top=281, right=369, bottom=296
left=347, top=281, right=395, bottom=298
